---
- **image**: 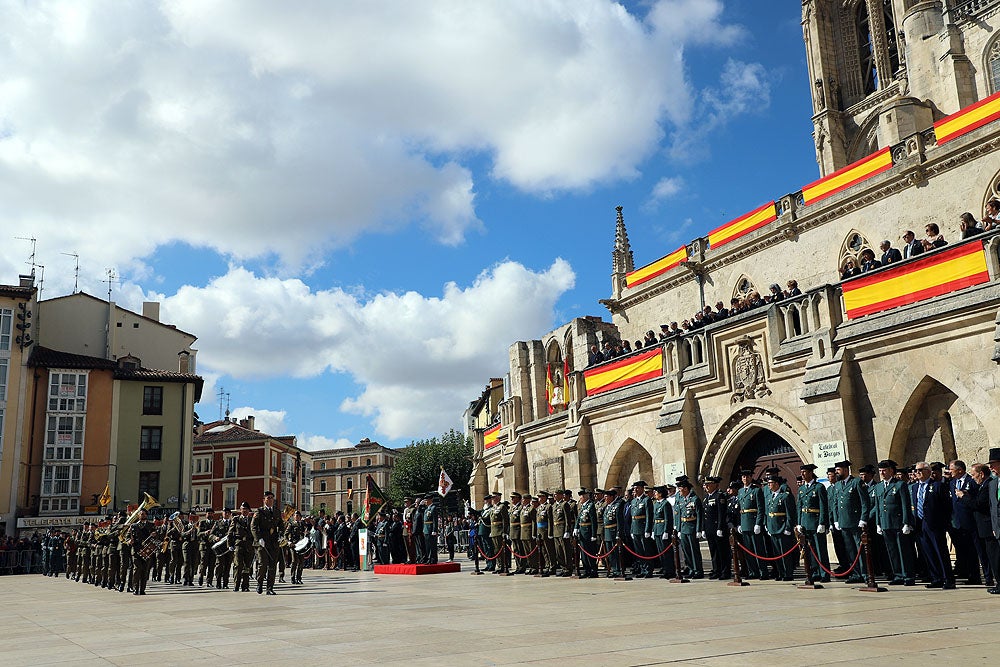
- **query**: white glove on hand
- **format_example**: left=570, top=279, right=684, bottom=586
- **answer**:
left=833, top=522, right=840, bottom=531
left=563, top=532, right=569, bottom=539
left=817, top=524, right=827, bottom=534
left=696, top=531, right=704, bottom=539
left=717, top=529, right=724, bottom=538
left=753, top=525, right=761, bottom=535
left=795, top=525, right=803, bottom=533
left=902, top=525, right=912, bottom=535
left=644, top=532, right=651, bottom=539
left=783, top=530, right=791, bottom=536
left=737, top=525, right=743, bottom=534
left=258, top=538, right=265, bottom=547
left=876, top=525, right=883, bottom=535
left=432, top=532, right=438, bottom=537
left=858, top=520, right=867, bottom=529
left=591, top=537, right=597, bottom=542
left=572, top=529, right=578, bottom=537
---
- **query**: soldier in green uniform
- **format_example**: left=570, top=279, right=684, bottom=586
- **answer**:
left=117, top=524, right=132, bottom=592
left=737, top=469, right=768, bottom=579
left=508, top=492, right=523, bottom=572
left=833, top=460, right=869, bottom=583
left=552, top=489, right=573, bottom=576
left=197, top=510, right=216, bottom=587
left=229, top=501, right=254, bottom=592
left=401, top=497, right=417, bottom=564
left=518, top=494, right=536, bottom=574
left=673, top=479, right=704, bottom=578
left=153, top=521, right=169, bottom=582
left=601, top=488, right=623, bottom=577
left=701, top=476, right=730, bottom=580
left=478, top=494, right=494, bottom=571
left=213, top=508, right=234, bottom=588
left=489, top=492, right=510, bottom=573
left=284, top=510, right=306, bottom=584
left=535, top=490, right=556, bottom=576
left=127, top=508, right=154, bottom=595
left=629, top=481, right=654, bottom=577
left=764, top=474, right=797, bottom=580
left=181, top=511, right=200, bottom=586
left=870, top=459, right=916, bottom=585
left=422, top=493, right=440, bottom=564
left=651, top=485, right=676, bottom=578
left=825, top=465, right=849, bottom=576
left=251, top=491, right=284, bottom=595
left=574, top=489, right=599, bottom=578
left=166, top=515, right=183, bottom=585
left=76, top=523, right=92, bottom=583
left=796, top=463, right=830, bottom=582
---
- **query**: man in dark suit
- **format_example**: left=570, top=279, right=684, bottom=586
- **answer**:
left=911, top=462, right=955, bottom=589
left=901, top=230, right=924, bottom=259
left=987, top=449, right=1000, bottom=594
left=958, top=462, right=995, bottom=589
left=879, top=240, right=903, bottom=265
left=947, top=459, right=983, bottom=585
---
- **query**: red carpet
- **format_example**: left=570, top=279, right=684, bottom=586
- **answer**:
left=374, top=562, right=462, bottom=575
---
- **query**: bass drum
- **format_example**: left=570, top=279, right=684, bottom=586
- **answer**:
left=211, top=536, right=230, bottom=556
left=294, top=537, right=311, bottom=554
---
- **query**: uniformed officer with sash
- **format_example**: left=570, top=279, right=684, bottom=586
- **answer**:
left=737, top=469, right=767, bottom=579
left=552, top=489, right=573, bottom=576
left=764, top=474, right=797, bottom=580
left=478, top=494, right=494, bottom=570
left=601, top=488, right=623, bottom=577
left=871, top=459, right=916, bottom=585
left=574, top=489, right=599, bottom=578
left=519, top=494, right=537, bottom=574
left=701, top=476, right=731, bottom=579
left=833, top=460, right=869, bottom=583
left=651, top=485, right=676, bottom=578
left=674, top=478, right=704, bottom=578
left=535, top=490, right=556, bottom=576
left=796, top=464, right=830, bottom=582
left=508, top=492, right=523, bottom=572
left=628, top=481, right=654, bottom=577
left=489, top=492, right=510, bottom=573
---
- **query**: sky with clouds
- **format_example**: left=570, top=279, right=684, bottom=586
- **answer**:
left=0, top=0, right=819, bottom=449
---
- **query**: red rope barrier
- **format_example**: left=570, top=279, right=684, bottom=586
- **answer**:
left=476, top=543, right=509, bottom=561
left=806, top=542, right=862, bottom=578
left=510, top=544, right=540, bottom=560
left=620, top=540, right=673, bottom=560
left=578, top=541, right=613, bottom=560
left=736, top=540, right=800, bottom=562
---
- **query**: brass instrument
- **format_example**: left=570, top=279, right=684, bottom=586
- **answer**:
left=139, top=534, right=161, bottom=560
left=117, top=492, right=161, bottom=543
left=282, top=504, right=297, bottom=522
left=168, top=511, right=183, bottom=533
left=278, top=537, right=289, bottom=548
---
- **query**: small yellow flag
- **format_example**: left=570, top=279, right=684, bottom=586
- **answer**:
left=98, top=482, right=112, bottom=507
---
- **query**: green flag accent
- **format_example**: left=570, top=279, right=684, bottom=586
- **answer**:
left=361, top=474, right=391, bottom=525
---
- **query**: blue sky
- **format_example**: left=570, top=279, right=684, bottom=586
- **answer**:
left=0, top=1, right=820, bottom=450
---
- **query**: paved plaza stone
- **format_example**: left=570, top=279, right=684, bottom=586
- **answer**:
left=1, top=558, right=996, bottom=666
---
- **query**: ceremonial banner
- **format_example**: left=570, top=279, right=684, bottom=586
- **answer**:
left=361, top=474, right=390, bottom=525
left=98, top=481, right=112, bottom=507
left=625, top=246, right=688, bottom=288
left=707, top=201, right=777, bottom=248
left=842, top=241, right=989, bottom=319
left=484, top=423, right=502, bottom=450
left=438, top=467, right=454, bottom=497
left=934, top=90, right=1000, bottom=145
left=801, top=147, right=893, bottom=206
left=583, top=347, right=663, bottom=396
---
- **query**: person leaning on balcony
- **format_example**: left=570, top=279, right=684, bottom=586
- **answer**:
left=960, top=212, right=982, bottom=239
left=923, top=223, right=947, bottom=251
left=860, top=249, right=881, bottom=273
left=902, top=230, right=924, bottom=259
left=983, top=199, right=1000, bottom=231
left=880, top=240, right=903, bottom=265
left=785, top=280, right=801, bottom=297
left=841, top=259, right=862, bottom=279
left=644, top=329, right=659, bottom=346
left=587, top=344, right=603, bottom=367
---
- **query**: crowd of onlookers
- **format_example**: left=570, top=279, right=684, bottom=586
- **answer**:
left=0, top=533, right=45, bottom=574
left=842, top=199, right=1000, bottom=279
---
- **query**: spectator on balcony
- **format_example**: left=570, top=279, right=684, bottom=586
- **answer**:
left=746, top=291, right=765, bottom=309
left=681, top=319, right=692, bottom=332
left=860, top=249, right=881, bottom=273
left=714, top=301, right=729, bottom=319
left=701, top=305, right=716, bottom=324
left=879, top=240, right=902, bottom=265
left=983, top=199, right=1000, bottom=231
left=766, top=283, right=784, bottom=303
left=644, top=330, right=659, bottom=347
left=621, top=340, right=632, bottom=354
left=785, top=280, right=801, bottom=297
left=902, top=230, right=924, bottom=259
left=923, top=223, right=947, bottom=250
left=587, top=345, right=603, bottom=367
left=601, top=341, right=615, bottom=360
left=729, top=297, right=744, bottom=315
left=841, top=259, right=861, bottom=279
left=658, top=324, right=671, bottom=341
left=634, top=339, right=643, bottom=350
left=960, top=213, right=982, bottom=239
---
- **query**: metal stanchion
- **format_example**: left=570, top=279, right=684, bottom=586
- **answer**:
left=669, top=529, right=688, bottom=583
left=728, top=527, right=749, bottom=586
left=796, top=528, right=822, bottom=589
left=471, top=537, right=482, bottom=575
left=571, top=538, right=581, bottom=579
left=858, top=526, right=886, bottom=593
left=613, top=537, right=631, bottom=581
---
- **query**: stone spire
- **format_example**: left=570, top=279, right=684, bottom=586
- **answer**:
left=612, top=205, right=634, bottom=276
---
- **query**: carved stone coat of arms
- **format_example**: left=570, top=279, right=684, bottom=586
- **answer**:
left=731, top=336, right=771, bottom=404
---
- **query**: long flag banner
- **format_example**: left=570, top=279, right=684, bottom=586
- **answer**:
left=801, top=147, right=893, bottom=206
left=361, top=474, right=390, bottom=525
left=707, top=201, right=777, bottom=249
left=484, top=423, right=502, bottom=450
left=625, top=246, right=688, bottom=288
left=934, top=90, right=1000, bottom=145
left=584, top=347, right=663, bottom=396
left=842, top=241, right=990, bottom=319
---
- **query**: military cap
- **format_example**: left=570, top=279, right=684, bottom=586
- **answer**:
left=739, top=469, right=754, bottom=476
left=666, top=483, right=676, bottom=490
left=510, top=491, right=522, bottom=498
left=222, top=507, right=233, bottom=513
left=930, top=461, right=945, bottom=470
left=537, top=490, right=550, bottom=497
left=522, top=495, right=532, bottom=501
left=676, top=479, right=693, bottom=489
left=632, top=480, right=648, bottom=487
left=765, top=475, right=781, bottom=484
left=604, top=487, right=618, bottom=495
left=594, top=488, right=605, bottom=495
left=403, top=496, right=414, bottom=502
left=491, top=491, right=502, bottom=498
left=877, top=459, right=898, bottom=470
left=795, top=475, right=803, bottom=482
left=859, top=464, right=877, bottom=474
left=727, top=481, right=742, bottom=490
left=654, top=485, right=669, bottom=495
left=611, top=486, right=622, bottom=492
left=240, top=501, right=251, bottom=509
left=675, top=475, right=689, bottom=483
left=989, top=448, right=1000, bottom=463
left=263, top=490, right=275, bottom=498
left=425, top=492, right=437, bottom=499
left=578, top=488, right=591, bottom=496
left=763, top=466, right=780, bottom=476
left=205, top=508, right=214, bottom=513
left=826, top=467, right=837, bottom=474
left=704, top=476, right=722, bottom=484
left=800, top=464, right=818, bottom=472
left=834, top=460, right=852, bottom=468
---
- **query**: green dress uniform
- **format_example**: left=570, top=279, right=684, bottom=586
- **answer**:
left=518, top=500, right=537, bottom=574
left=76, top=528, right=92, bottom=583
left=602, top=496, right=624, bottom=577
left=797, top=479, right=830, bottom=581
left=834, top=475, right=870, bottom=581
left=477, top=502, right=494, bottom=570
left=574, top=496, right=599, bottom=577
left=228, top=513, right=254, bottom=591
left=423, top=500, right=439, bottom=564
left=197, top=517, right=216, bottom=586
left=117, top=527, right=133, bottom=591
left=651, top=497, right=676, bottom=578
left=629, top=493, right=654, bottom=577
left=737, top=484, right=768, bottom=578
left=508, top=501, right=523, bottom=572
left=182, top=520, right=199, bottom=585
left=127, top=519, right=154, bottom=595
left=552, top=498, right=572, bottom=576
left=674, top=491, right=704, bottom=578
left=765, top=485, right=798, bottom=580
left=251, top=503, right=284, bottom=594
left=211, top=517, right=233, bottom=588
left=825, top=476, right=850, bottom=574
left=166, top=522, right=183, bottom=585
left=284, top=519, right=306, bottom=584
left=535, top=498, right=556, bottom=575
left=870, top=477, right=916, bottom=584
left=489, top=500, right=510, bottom=573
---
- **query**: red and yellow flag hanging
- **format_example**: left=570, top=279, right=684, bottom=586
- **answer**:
left=934, top=90, right=1000, bottom=145
left=842, top=241, right=989, bottom=319
left=625, top=246, right=688, bottom=288
left=484, top=423, right=502, bottom=450
left=545, top=364, right=554, bottom=415
left=802, top=147, right=893, bottom=206
left=583, top=347, right=663, bottom=396
left=707, top=201, right=777, bottom=249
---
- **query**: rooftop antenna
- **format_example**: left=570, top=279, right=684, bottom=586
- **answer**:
left=103, top=268, right=119, bottom=302
left=15, top=236, right=38, bottom=278
left=36, top=264, right=45, bottom=299
left=217, top=386, right=231, bottom=420
left=61, top=252, right=80, bottom=293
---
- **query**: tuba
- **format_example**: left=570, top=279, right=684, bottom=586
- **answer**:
left=282, top=504, right=297, bottom=522
left=118, top=492, right=161, bottom=543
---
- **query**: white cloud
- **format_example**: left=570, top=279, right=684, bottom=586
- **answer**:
left=229, top=407, right=288, bottom=436
left=296, top=435, right=355, bottom=453
left=156, top=258, right=576, bottom=439
left=0, top=0, right=749, bottom=273
left=644, top=176, right=684, bottom=210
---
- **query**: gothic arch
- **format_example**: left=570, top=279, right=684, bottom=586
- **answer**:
left=982, top=166, right=1000, bottom=213
left=603, top=438, right=654, bottom=490
left=984, top=31, right=1000, bottom=95
left=698, top=405, right=811, bottom=480
left=846, top=108, right=881, bottom=164
left=732, top=274, right=757, bottom=302
left=839, top=228, right=875, bottom=275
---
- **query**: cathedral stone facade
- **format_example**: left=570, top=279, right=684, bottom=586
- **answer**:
left=469, top=0, right=1000, bottom=505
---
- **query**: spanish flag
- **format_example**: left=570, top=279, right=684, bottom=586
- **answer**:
left=625, top=246, right=688, bottom=288
left=802, top=147, right=893, bottom=206
left=934, top=90, right=1000, bottom=145
left=484, top=423, right=502, bottom=450
left=842, top=242, right=989, bottom=319
left=707, top=202, right=777, bottom=249
left=546, top=364, right=554, bottom=415
left=98, top=481, right=112, bottom=507
left=583, top=347, right=663, bottom=396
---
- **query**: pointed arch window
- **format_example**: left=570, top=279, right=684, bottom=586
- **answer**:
left=839, top=230, right=875, bottom=278
left=733, top=275, right=756, bottom=302
left=856, top=1, right=899, bottom=96
left=987, top=38, right=1000, bottom=94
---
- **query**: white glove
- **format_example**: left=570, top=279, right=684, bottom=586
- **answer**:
left=783, top=530, right=791, bottom=536
left=858, top=520, right=867, bottom=529
left=753, top=525, right=761, bottom=535
left=590, top=537, right=597, bottom=542
left=432, top=532, right=437, bottom=536
left=817, top=524, right=827, bottom=534
left=737, top=525, right=743, bottom=534
left=572, top=529, right=578, bottom=537
left=716, top=529, right=724, bottom=538
left=833, top=522, right=840, bottom=531
left=902, top=525, right=912, bottom=535
left=644, top=532, right=651, bottom=539
left=258, top=538, right=265, bottom=547
left=876, top=525, right=883, bottom=535
left=696, top=531, right=704, bottom=539
left=795, top=525, right=803, bottom=533
left=563, top=532, right=569, bottom=539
